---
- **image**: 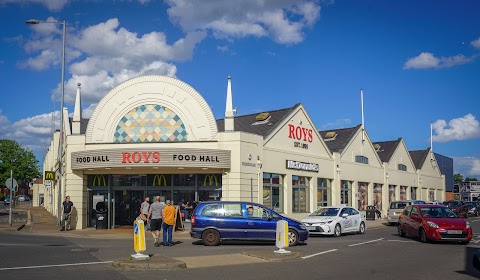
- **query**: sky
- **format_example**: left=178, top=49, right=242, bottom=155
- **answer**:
left=0, top=0, right=479, bottom=179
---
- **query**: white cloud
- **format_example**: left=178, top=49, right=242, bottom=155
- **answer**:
left=82, top=103, right=97, bottom=119
left=403, top=52, right=473, bottom=69
left=0, top=0, right=68, bottom=11
left=453, top=157, right=480, bottom=179
left=165, top=0, right=321, bottom=44
left=21, top=18, right=203, bottom=107
left=432, top=114, right=480, bottom=142
left=471, top=37, right=480, bottom=50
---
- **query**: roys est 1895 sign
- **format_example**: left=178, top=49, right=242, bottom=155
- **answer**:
left=71, top=148, right=231, bottom=170
left=288, top=124, right=312, bottom=150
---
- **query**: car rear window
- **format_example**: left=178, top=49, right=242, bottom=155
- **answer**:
left=201, top=204, right=221, bottom=216
left=390, top=202, right=411, bottom=209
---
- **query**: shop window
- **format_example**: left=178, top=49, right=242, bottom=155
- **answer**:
left=374, top=184, right=382, bottom=209
left=263, top=173, right=284, bottom=213
left=389, top=185, right=396, bottom=203
left=317, top=178, right=332, bottom=207
left=358, top=182, right=368, bottom=211
left=400, top=186, right=407, bottom=200
left=410, top=187, right=417, bottom=200
left=111, top=175, right=146, bottom=187
left=341, top=180, right=352, bottom=206
left=355, top=155, right=369, bottom=164
left=87, top=175, right=108, bottom=187
left=147, top=174, right=172, bottom=187
left=429, top=190, right=435, bottom=201
left=198, top=174, right=222, bottom=202
left=173, top=174, right=196, bottom=186
left=113, top=104, right=188, bottom=143
left=292, top=176, right=309, bottom=213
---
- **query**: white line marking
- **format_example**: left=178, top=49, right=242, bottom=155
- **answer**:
left=0, top=261, right=113, bottom=271
left=301, top=249, right=338, bottom=259
left=348, top=238, right=384, bottom=247
left=473, top=239, right=480, bottom=244
left=470, top=219, right=480, bottom=223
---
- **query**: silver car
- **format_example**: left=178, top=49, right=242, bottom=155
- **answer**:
left=387, top=200, right=426, bottom=225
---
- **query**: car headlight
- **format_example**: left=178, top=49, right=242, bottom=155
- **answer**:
left=427, top=221, right=440, bottom=229
left=300, top=224, right=307, bottom=230
left=467, top=222, right=471, bottom=229
left=319, top=220, right=334, bottom=225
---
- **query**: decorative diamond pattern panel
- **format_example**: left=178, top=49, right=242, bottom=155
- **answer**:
left=114, top=104, right=188, bottom=143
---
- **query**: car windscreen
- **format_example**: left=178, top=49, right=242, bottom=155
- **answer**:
left=310, top=207, right=340, bottom=216
left=443, top=201, right=461, bottom=207
left=419, top=207, right=458, bottom=218
left=390, top=202, right=411, bottom=209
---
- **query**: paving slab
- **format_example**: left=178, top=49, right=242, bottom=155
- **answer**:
left=241, top=250, right=301, bottom=261
left=175, top=253, right=268, bottom=268
left=112, top=255, right=186, bottom=270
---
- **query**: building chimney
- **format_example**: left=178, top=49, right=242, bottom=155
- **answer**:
left=72, top=83, right=82, bottom=134
left=224, top=76, right=234, bottom=131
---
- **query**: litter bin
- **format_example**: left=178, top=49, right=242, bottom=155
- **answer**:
left=366, top=205, right=376, bottom=220
left=95, top=210, right=108, bottom=229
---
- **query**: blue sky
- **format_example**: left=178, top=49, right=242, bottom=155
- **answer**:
left=0, top=0, right=479, bottom=178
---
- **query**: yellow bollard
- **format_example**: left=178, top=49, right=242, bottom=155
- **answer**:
left=131, top=220, right=149, bottom=260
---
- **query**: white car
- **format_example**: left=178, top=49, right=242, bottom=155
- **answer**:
left=301, top=206, right=366, bottom=237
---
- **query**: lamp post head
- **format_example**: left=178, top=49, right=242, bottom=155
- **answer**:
left=26, top=19, right=41, bottom=24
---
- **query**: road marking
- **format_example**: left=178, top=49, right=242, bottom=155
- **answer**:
left=0, top=261, right=113, bottom=271
left=387, top=239, right=416, bottom=243
left=470, top=219, right=480, bottom=223
left=348, top=238, right=384, bottom=247
left=301, top=249, right=338, bottom=259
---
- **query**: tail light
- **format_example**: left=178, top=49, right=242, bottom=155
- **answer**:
left=191, top=215, right=196, bottom=227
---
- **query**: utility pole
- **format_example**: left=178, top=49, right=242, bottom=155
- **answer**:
left=9, top=170, right=13, bottom=227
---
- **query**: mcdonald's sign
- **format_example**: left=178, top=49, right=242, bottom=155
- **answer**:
left=203, top=174, right=218, bottom=186
left=44, top=171, right=56, bottom=182
left=152, top=175, right=167, bottom=186
left=92, top=175, right=107, bottom=187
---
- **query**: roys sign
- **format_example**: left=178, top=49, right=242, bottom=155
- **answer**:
left=71, top=148, right=230, bottom=170
left=288, top=124, right=313, bottom=143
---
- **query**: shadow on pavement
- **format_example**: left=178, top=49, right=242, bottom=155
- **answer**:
left=456, top=246, right=480, bottom=278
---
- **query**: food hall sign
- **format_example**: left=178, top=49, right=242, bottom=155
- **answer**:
left=71, top=148, right=230, bottom=170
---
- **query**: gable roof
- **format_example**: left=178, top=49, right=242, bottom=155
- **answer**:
left=68, top=117, right=89, bottom=135
left=318, top=124, right=362, bottom=154
left=372, top=138, right=402, bottom=163
left=409, top=148, right=430, bottom=170
left=216, top=104, right=300, bottom=138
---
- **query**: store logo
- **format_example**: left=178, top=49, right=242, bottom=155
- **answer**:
left=203, top=174, right=218, bottom=186
left=286, top=160, right=319, bottom=172
left=122, top=151, right=160, bottom=163
left=288, top=124, right=313, bottom=143
left=92, top=175, right=107, bottom=187
left=152, top=175, right=167, bottom=186
left=44, top=171, right=56, bottom=182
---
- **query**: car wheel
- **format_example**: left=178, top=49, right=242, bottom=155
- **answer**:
left=397, top=224, right=406, bottom=237
left=202, top=229, right=220, bottom=246
left=288, top=228, right=299, bottom=246
left=357, top=222, right=365, bottom=234
left=334, top=224, right=342, bottom=237
left=419, top=228, right=428, bottom=243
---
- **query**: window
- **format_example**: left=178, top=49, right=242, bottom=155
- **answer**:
left=355, top=155, right=369, bottom=164
left=221, top=204, right=243, bottom=217
left=357, top=182, right=368, bottom=211
left=403, top=206, right=412, bottom=216
left=246, top=204, right=269, bottom=219
left=350, top=208, right=360, bottom=215
left=292, top=176, right=309, bottom=213
left=341, top=180, right=352, bottom=206
left=411, top=187, right=417, bottom=200
left=201, top=204, right=220, bottom=216
left=398, top=164, right=407, bottom=171
left=410, top=206, right=419, bottom=217
left=317, top=178, right=332, bottom=207
left=389, top=185, right=396, bottom=203
left=400, top=186, right=407, bottom=200
left=263, top=173, right=284, bottom=212
left=374, top=183, right=382, bottom=209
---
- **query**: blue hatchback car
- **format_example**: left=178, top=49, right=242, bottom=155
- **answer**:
left=190, top=201, right=309, bottom=246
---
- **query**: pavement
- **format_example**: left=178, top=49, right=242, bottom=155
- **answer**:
left=0, top=205, right=391, bottom=270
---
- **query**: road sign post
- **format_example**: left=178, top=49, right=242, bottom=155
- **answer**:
left=5, top=171, right=18, bottom=227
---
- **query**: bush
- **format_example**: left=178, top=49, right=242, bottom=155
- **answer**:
left=0, top=193, right=4, bottom=201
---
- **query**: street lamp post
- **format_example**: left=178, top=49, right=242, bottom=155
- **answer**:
left=26, top=19, right=66, bottom=226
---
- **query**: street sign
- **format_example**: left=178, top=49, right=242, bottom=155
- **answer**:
left=45, top=181, right=52, bottom=188
left=5, top=178, right=18, bottom=191
left=44, top=171, right=56, bottom=182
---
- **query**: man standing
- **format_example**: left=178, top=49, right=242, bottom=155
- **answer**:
left=147, top=196, right=164, bottom=247
left=140, top=197, right=150, bottom=222
left=162, top=200, right=176, bottom=246
left=60, top=196, right=73, bottom=231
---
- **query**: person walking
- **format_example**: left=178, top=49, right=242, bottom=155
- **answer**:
left=374, top=201, right=382, bottom=219
left=162, top=200, right=176, bottom=246
left=60, top=196, right=74, bottom=231
left=140, top=196, right=150, bottom=223
left=147, top=196, right=164, bottom=247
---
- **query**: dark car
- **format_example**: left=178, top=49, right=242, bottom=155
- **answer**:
left=398, top=204, right=472, bottom=244
left=190, top=201, right=309, bottom=246
left=465, top=201, right=480, bottom=217
left=442, top=200, right=468, bottom=218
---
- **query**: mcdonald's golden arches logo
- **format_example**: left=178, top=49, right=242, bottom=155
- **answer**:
left=44, top=171, right=56, bottom=182
left=152, top=175, right=167, bottom=186
left=203, top=174, right=218, bottom=186
left=92, top=175, right=107, bottom=187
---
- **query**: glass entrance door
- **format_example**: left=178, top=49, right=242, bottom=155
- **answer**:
left=114, top=190, right=144, bottom=226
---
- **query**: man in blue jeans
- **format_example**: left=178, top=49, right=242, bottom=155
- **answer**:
left=162, top=200, right=175, bottom=246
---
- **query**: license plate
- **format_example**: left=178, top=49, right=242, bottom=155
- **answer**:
left=307, top=226, right=316, bottom=231
left=447, top=230, right=462, bottom=234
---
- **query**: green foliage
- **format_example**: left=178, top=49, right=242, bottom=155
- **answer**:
left=465, top=177, right=479, bottom=182
left=454, top=173, right=464, bottom=184
left=0, top=139, right=41, bottom=188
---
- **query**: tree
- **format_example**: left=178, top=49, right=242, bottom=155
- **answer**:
left=454, top=173, right=464, bottom=184
left=0, top=139, right=41, bottom=193
left=465, top=177, right=479, bottom=182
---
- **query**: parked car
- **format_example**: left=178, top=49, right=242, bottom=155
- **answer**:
left=301, top=206, right=366, bottom=237
left=4, top=196, right=10, bottom=205
left=442, top=200, right=468, bottom=218
left=387, top=200, right=426, bottom=225
left=397, top=204, right=472, bottom=244
left=190, top=201, right=309, bottom=246
left=465, top=201, right=480, bottom=217
left=17, top=195, right=30, bottom=202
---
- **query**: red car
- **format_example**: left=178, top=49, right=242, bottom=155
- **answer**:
left=397, top=204, right=472, bottom=244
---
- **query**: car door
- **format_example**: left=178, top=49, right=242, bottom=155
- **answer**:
left=340, top=207, right=354, bottom=232
left=399, top=206, right=412, bottom=234
left=245, top=204, right=277, bottom=240
left=217, top=203, right=247, bottom=239
left=348, top=208, right=362, bottom=231
left=408, top=206, right=421, bottom=237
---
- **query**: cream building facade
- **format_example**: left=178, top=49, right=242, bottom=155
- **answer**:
left=40, top=75, right=446, bottom=229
